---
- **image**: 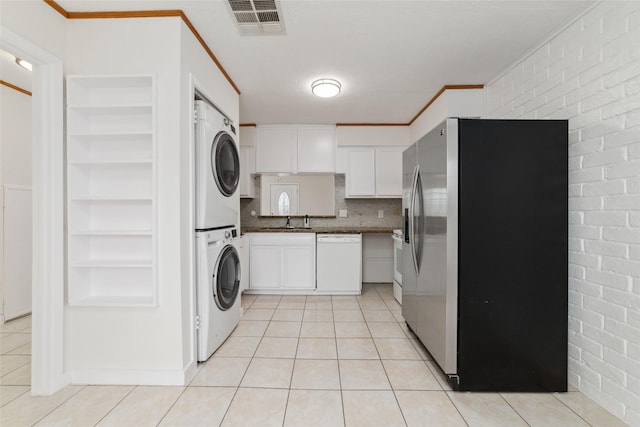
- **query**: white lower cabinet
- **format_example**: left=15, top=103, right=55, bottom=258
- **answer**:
left=249, top=233, right=316, bottom=292
left=283, top=246, right=315, bottom=288
left=250, top=245, right=281, bottom=289
left=362, top=234, right=394, bottom=283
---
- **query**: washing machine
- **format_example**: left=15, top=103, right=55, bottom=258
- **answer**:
left=196, top=226, right=242, bottom=361
left=195, top=100, right=240, bottom=230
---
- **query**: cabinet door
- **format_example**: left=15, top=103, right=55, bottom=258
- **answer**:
left=282, top=245, right=315, bottom=289
left=375, top=147, right=403, bottom=197
left=250, top=245, right=281, bottom=289
left=238, top=236, right=249, bottom=293
left=239, top=146, right=255, bottom=198
left=335, top=147, right=348, bottom=174
left=256, top=127, right=297, bottom=173
left=346, top=148, right=375, bottom=197
left=297, top=126, right=336, bottom=173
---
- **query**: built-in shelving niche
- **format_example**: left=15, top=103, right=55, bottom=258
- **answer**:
left=66, top=75, right=156, bottom=307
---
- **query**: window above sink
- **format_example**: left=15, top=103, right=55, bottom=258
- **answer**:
left=259, top=174, right=335, bottom=217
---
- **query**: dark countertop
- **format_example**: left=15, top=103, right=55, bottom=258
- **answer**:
left=241, top=227, right=395, bottom=235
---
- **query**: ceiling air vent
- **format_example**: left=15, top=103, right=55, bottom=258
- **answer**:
left=227, top=0, right=286, bottom=35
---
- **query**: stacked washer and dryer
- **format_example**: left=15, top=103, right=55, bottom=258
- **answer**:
left=194, top=100, right=242, bottom=362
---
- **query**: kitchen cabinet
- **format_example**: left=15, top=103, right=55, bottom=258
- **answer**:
left=374, top=147, right=403, bottom=196
left=66, top=75, right=156, bottom=307
left=256, top=125, right=336, bottom=174
left=238, top=235, right=249, bottom=293
left=256, top=126, right=297, bottom=173
left=362, top=233, right=393, bottom=283
left=346, top=148, right=376, bottom=196
left=239, top=146, right=256, bottom=198
left=283, top=245, right=315, bottom=288
left=248, top=233, right=316, bottom=292
left=345, top=147, right=403, bottom=198
left=297, top=126, right=336, bottom=173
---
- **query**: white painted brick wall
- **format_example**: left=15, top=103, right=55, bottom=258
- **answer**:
left=485, top=2, right=640, bottom=425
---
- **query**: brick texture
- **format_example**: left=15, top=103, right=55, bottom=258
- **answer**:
left=485, top=3, right=640, bottom=425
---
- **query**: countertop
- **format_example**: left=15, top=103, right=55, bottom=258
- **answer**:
left=241, top=227, right=395, bottom=235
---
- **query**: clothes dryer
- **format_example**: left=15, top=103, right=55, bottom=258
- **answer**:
left=196, top=227, right=241, bottom=361
left=195, top=100, right=240, bottom=230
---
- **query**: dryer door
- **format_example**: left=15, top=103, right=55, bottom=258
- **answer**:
left=213, top=244, right=240, bottom=311
left=211, top=132, right=240, bottom=197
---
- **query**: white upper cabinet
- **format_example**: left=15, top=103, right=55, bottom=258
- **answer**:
left=375, top=147, right=403, bottom=197
left=338, top=125, right=408, bottom=198
left=255, top=125, right=336, bottom=174
left=239, top=126, right=257, bottom=198
left=256, top=126, right=298, bottom=173
left=345, top=147, right=404, bottom=198
left=239, top=146, right=256, bottom=198
left=346, top=148, right=376, bottom=196
left=297, top=126, right=336, bottom=173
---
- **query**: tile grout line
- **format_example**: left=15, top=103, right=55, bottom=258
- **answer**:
left=217, top=294, right=264, bottom=426
left=280, top=295, right=307, bottom=427
left=32, top=384, right=86, bottom=426
left=94, top=386, right=146, bottom=426
left=551, top=391, right=597, bottom=427
left=496, top=392, right=532, bottom=427
left=373, top=285, right=411, bottom=427
left=330, top=296, right=349, bottom=427
left=442, top=390, right=472, bottom=427
left=0, top=384, right=30, bottom=407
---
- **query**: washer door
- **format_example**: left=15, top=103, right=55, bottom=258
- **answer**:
left=211, top=131, right=240, bottom=197
left=212, top=244, right=240, bottom=311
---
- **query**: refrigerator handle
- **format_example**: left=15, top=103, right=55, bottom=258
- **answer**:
left=410, top=165, right=420, bottom=275
left=404, top=209, right=410, bottom=244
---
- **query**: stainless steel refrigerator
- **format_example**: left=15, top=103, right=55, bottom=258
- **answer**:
left=402, top=118, right=567, bottom=391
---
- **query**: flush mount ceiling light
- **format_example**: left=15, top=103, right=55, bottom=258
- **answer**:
left=311, top=78, right=341, bottom=98
left=15, top=58, right=32, bottom=72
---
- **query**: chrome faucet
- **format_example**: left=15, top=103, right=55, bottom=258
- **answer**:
left=285, top=216, right=293, bottom=228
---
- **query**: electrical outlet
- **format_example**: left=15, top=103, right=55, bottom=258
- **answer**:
left=378, top=210, right=384, bottom=219
left=339, top=209, right=348, bottom=217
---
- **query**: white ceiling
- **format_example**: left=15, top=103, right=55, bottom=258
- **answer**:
left=57, top=1, right=592, bottom=124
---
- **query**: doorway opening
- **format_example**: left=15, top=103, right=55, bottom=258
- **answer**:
left=1, top=26, right=66, bottom=395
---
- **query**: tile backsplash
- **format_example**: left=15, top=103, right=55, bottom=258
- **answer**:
left=240, top=175, right=403, bottom=229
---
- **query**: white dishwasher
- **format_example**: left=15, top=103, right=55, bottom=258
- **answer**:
left=316, top=234, right=362, bottom=294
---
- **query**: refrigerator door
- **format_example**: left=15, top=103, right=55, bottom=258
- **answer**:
left=415, top=119, right=458, bottom=376
left=401, top=143, right=418, bottom=332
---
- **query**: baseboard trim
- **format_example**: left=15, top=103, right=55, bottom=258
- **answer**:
left=71, top=367, right=195, bottom=386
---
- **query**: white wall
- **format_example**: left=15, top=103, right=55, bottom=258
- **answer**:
left=484, top=3, right=640, bottom=425
left=336, top=126, right=409, bottom=147
left=409, top=88, right=484, bottom=144
left=65, top=17, right=186, bottom=383
left=0, top=86, right=32, bottom=187
left=0, top=1, right=67, bottom=60
left=178, top=21, right=240, bottom=377
left=0, top=84, right=32, bottom=322
left=0, top=0, right=66, bottom=327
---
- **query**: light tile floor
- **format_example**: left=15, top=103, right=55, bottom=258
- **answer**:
left=0, top=284, right=629, bottom=426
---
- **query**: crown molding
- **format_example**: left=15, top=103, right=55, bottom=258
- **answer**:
left=43, top=0, right=240, bottom=94
left=0, top=79, right=32, bottom=96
